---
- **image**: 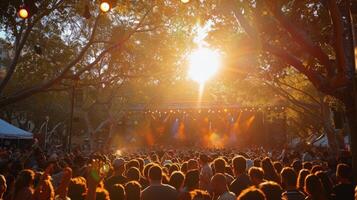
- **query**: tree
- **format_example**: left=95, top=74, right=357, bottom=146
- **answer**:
left=0, top=0, right=158, bottom=107
left=213, top=0, right=357, bottom=176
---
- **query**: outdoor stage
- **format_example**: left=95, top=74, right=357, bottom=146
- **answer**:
left=110, top=102, right=287, bottom=148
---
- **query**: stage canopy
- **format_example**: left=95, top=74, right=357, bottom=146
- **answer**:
left=0, top=119, right=33, bottom=139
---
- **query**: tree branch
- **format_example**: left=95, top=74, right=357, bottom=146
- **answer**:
left=0, top=0, right=65, bottom=94
left=265, top=1, right=334, bottom=76
left=0, top=14, right=101, bottom=107
left=326, top=0, right=347, bottom=74
left=230, top=5, right=329, bottom=94
left=275, top=79, right=320, bottom=105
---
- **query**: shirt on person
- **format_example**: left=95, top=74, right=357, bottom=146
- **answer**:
left=229, top=173, right=252, bottom=197
left=282, top=189, right=306, bottom=200
left=141, top=184, right=178, bottom=200
left=199, top=163, right=213, bottom=191
left=217, top=191, right=236, bottom=200
left=332, top=183, right=354, bottom=200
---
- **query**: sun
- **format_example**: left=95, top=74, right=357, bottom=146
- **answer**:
left=188, top=47, right=221, bottom=85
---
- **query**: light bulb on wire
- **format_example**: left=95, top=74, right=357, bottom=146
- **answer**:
left=18, top=7, right=29, bottom=19
left=100, top=1, right=111, bottom=12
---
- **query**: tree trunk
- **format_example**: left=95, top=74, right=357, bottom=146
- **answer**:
left=322, top=100, right=338, bottom=158
left=344, top=95, right=357, bottom=180
left=340, top=0, right=357, bottom=180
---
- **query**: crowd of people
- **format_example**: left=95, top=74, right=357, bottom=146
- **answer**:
left=0, top=143, right=355, bottom=200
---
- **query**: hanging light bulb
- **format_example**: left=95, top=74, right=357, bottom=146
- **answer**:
left=18, top=7, right=29, bottom=19
left=100, top=1, right=111, bottom=12
left=100, top=0, right=117, bottom=12
left=18, top=0, right=38, bottom=19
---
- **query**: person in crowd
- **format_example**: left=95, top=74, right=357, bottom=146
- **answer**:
left=127, top=167, right=140, bottom=182
left=213, top=158, right=234, bottom=184
left=237, top=187, right=266, bottom=200
left=297, top=169, right=309, bottom=193
left=273, top=162, right=283, bottom=174
left=199, top=154, right=213, bottom=191
left=13, top=169, right=35, bottom=200
left=248, top=167, right=265, bottom=187
left=303, top=162, right=313, bottom=171
left=229, top=156, right=252, bottom=196
left=1, top=140, right=355, bottom=200
left=0, top=175, right=6, bottom=200
left=125, top=181, right=141, bottom=200
left=210, top=173, right=235, bottom=200
left=68, top=177, right=87, bottom=200
left=107, top=184, right=125, bottom=200
left=105, top=158, right=127, bottom=189
left=169, top=165, right=180, bottom=176
left=141, top=164, right=178, bottom=200
left=304, top=174, right=328, bottom=200
left=292, top=160, right=302, bottom=174
left=259, top=181, right=282, bottom=200
left=261, top=157, right=280, bottom=184
left=189, top=189, right=211, bottom=200
left=169, top=171, right=185, bottom=191
left=332, top=163, right=354, bottom=200
left=187, top=159, right=199, bottom=171
left=95, top=187, right=110, bottom=200
left=280, top=167, right=305, bottom=200
left=311, top=165, right=323, bottom=174
left=315, top=171, right=333, bottom=198
left=184, top=170, right=200, bottom=192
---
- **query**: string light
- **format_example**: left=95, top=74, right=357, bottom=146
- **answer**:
left=18, top=7, right=29, bottom=19
left=100, top=1, right=111, bottom=12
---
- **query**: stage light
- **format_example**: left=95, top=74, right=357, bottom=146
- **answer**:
left=100, top=1, right=111, bottom=12
left=181, top=0, right=190, bottom=3
left=18, top=7, right=29, bottom=19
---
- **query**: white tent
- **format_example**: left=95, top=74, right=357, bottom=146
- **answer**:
left=0, top=119, right=33, bottom=139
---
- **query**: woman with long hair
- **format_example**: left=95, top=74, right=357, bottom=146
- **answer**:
left=13, top=169, right=35, bottom=200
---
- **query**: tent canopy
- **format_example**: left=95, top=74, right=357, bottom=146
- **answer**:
left=0, top=119, right=33, bottom=139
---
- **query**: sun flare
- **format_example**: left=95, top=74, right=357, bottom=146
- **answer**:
left=188, top=47, right=221, bottom=85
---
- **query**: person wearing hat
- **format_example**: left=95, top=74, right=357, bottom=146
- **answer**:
left=105, top=158, right=127, bottom=190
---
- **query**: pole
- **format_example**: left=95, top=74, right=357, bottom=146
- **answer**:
left=68, top=83, right=75, bottom=153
